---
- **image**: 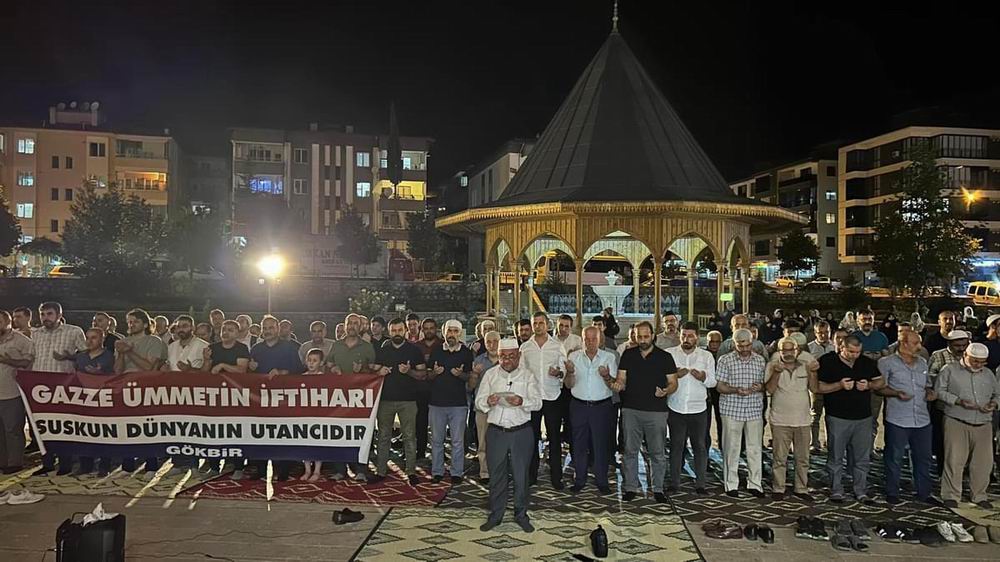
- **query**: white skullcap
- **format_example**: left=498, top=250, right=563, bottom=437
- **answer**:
left=967, top=342, right=989, bottom=359
left=987, top=314, right=1000, bottom=328
left=443, top=319, right=463, bottom=332
left=499, top=338, right=520, bottom=351
left=944, top=330, right=970, bottom=341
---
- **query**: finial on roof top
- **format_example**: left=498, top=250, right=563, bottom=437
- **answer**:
left=611, top=0, right=619, bottom=34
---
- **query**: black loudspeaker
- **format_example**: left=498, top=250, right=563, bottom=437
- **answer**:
left=55, top=513, right=126, bottom=562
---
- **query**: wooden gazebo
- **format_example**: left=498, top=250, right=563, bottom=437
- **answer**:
left=438, top=28, right=805, bottom=329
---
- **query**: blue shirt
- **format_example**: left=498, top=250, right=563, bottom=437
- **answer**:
left=567, top=348, right=618, bottom=401
left=250, top=339, right=303, bottom=374
left=74, top=349, right=115, bottom=374
left=853, top=329, right=889, bottom=354
left=877, top=353, right=931, bottom=428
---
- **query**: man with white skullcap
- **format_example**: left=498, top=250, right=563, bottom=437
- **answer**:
left=427, top=319, right=475, bottom=483
left=934, top=342, right=1000, bottom=509
left=475, top=337, right=542, bottom=532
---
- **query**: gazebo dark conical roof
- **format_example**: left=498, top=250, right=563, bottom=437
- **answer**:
left=438, top=25, right=805, bottom=328
left=492, top=32, right=749, bottom=208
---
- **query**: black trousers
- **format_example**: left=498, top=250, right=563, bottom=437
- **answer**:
left=667, top=408, right=709, bottom=489
left=705, top=389, right=723, bottom=452
left=530, top=390, right=569, bottom=482
left=570, top=397, right=612, bottom=488
left=415, top=383, right=430, bottom=458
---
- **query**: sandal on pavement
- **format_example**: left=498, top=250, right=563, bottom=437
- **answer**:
left=758, top=525, right=774, bottom=544
left=831, top=533, right=852, bottom=551
left=848, top=534, right=869, bottom=552
left=850, top=519, right=871, bottom=540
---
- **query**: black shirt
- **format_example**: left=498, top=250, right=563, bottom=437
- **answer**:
left=924, top=331, right=947, bottom=355
left=817, top=352, right=881, bottom=420
left=618, top=346, right=677, bottom=412
left=103, top=332, right=120, bottom=353
left=376, top=341, right=426, bottom=401
left=428, top=344, right=475, bottom=407
left=210, top=341, right=251, bottom=368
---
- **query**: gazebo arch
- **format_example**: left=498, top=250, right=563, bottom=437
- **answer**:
left=438, top=28, right=805, bottom=332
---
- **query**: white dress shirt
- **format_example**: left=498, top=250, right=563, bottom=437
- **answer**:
left=666, top=345, right=717, bottom=414
left=166, top=336, right=209, bottom=371
left=568, top=348, right=617, bottom=401
left=475, top=363, right=542, bottom=428
left=519, top=335, right=567, bottom=401
left=556, top=333, right=583, bottom=355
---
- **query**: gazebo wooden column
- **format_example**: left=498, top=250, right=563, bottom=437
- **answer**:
left=653, top=256, right=663, bottom=332
left=574, top=257, right=585, bottom=330
left=687, top=266, right=695, bottom=323
left=632, top=268, right=641, bottom=314
left=742, top=265, right=750, bottom=314
left=485, top=266, right=495, bottom=316
left=716, top=265, right=725, bottom=313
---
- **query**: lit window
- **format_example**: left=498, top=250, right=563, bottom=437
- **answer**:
left=293, top=148, right=308, bottom=164
left=17, top=138, right=35, bottom=154
left=356, top=182, right=371, bottom=197
left=293, top=178, right=307, bottom=195
left=460, top=175, right=468, bottom=187
left=248, top=176, right=284, bottom=195
left=17, top=171, right=35, bottom=186
left=825, top=213, right=836, bottom=224
left=356, top=152, right=370, bottom=167
left=402, top=157, right=412, bottom=170
left=15, top=203, right=33, bottom=218
left=825, top=191, right=836, bottom=201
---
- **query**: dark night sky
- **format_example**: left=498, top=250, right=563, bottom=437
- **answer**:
left=5, top=0, right=999, bottom=186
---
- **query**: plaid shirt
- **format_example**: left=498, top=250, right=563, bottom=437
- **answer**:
left=31, top=323, right=86, bottom=373
left=716, top=351, right=766, bottom=421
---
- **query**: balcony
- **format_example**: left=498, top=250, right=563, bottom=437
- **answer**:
left=116, top=150, right=165, bottom=160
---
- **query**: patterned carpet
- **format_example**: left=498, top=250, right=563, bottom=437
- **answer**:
left=353, top=507, right=701, bottom=562
left=439, top=445, right=996, bottom=527
left=180, top=467, right=450, bottom=507
left=0, top=461, right=219, bottom=499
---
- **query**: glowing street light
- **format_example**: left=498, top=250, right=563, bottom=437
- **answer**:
left=257, top=254, right=285, bottom=314
left=961, top=187, right=979, bottom=212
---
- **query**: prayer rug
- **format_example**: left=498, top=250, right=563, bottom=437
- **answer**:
left=180, top=465, right=449, bottom=507
left=0, top=460, right=218, bottom=499
left=353, top=507, right=702, bottom=562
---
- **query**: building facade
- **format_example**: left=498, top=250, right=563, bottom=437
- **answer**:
left=730, top=157, right=842, bottom=281
left=229, top=125, right=431, bottom=259
left=838, top=126, right=1000, bottom=280
left=462, top=139, right=535, bottom=273
left=0, top=103, right=178, bottom=273
left=181, top=154, right=230, bottom=217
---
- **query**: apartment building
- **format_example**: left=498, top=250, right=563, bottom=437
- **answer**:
left=459, top=139, right=535, bottom=273
left=729, top=156, right=843, bottom=281
left=229, top=124, right=432, bottom=261
left=0, top=102, right=179, bottom=272
left=838, top=126, right=1000, bottom=280
left=181, top=154, right=230, bottom=216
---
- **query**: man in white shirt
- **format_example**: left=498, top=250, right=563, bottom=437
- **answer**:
left=475, top=338, right=542, bottom=533
left=563, top=326, right=617, bottom=494
left=666, top=322, right=717, bottom=494
left=153, top=315, right=173, bottom=345
left=520, top=312, right=569, bottom=489
left=164, top=315, right=209, bottom=371
left=554, top=314, right=583, bottom=355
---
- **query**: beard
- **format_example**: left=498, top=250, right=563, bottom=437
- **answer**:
left=681, top=342, right=694, bottom=350
left=446, top=336, right=457, bottom=346
left=391, top=335, right=405, bottom=345
left=639, top=341, right=652, bottom=351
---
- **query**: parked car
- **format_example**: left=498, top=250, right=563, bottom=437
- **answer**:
left=170, top=267, right=225, bottom=280
left=773, top=276, right=798, bottom=289
left=47, top=265, right=79, bottom=278
left=800, top=281, right=835, bottom=292
left=808, top=276, right=842, bottom=290
left=436, top=273, right=464, bottom=282
left=967, top=281, right=1000, bottom=306
left=0, top=264, right=9, bottom=277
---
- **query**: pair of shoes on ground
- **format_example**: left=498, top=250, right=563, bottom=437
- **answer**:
left=943, top=498, right=995, bottom=509
left=831, top=519, right=870, bottom=552
left=795, top=516, right=829, bottom=541
left=875, top=522, right=921, bottom=544
left=935, top=521, right=975, bottom=543
left=968, top=525, right=1000, bottom=544
left=701, top=520, right=742, bottom=540
left=0, top=490, right=46, bottom=505
left=332, top=508, right=364, bottom=525
left=742, top=523, right=774, bottom=543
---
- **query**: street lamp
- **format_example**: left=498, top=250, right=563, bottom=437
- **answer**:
left=257, top=254, right=285, bottom=314
left=961, top=187, right=979, bottom=212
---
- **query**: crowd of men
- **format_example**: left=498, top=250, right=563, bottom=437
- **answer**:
left=1, top=302, right=999, bottom=532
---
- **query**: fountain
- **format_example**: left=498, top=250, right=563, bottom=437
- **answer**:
left=591, top=270, right=633, bottom=316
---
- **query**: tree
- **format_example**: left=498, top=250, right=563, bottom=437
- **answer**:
left=60, top=186, right=167, bottom=288
left=18, top=237, right=61, bottom=262
left=0, top=190, right=20, bottom=258
left=333, top=206, right=379, bottom=277
left=167, top=208, right=226, bottom=278
left=777, top=229, right=819, bottom=275
left=872, top=142, right=978, bottom=298
left=407, top=211, right=446, bottom=271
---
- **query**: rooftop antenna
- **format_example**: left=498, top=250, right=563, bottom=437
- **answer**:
left=611, top=0, right=619, bottom=34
